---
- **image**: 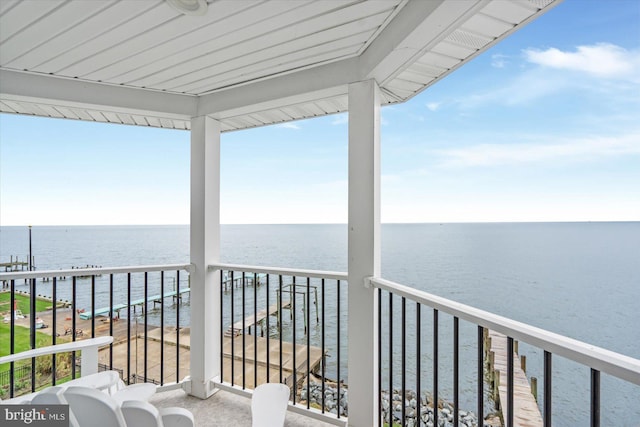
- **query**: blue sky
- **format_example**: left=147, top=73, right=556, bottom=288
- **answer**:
left=1, top=0, right=639, bottom=226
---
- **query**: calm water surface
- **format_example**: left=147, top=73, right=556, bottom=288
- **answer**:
left=1, top=223, right=638, bottom=426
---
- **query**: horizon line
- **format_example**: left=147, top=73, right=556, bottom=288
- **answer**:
left=1, top=220, right=639, bottom=227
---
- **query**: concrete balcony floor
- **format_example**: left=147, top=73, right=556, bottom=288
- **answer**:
left=150, top=388, right=337, bottom=427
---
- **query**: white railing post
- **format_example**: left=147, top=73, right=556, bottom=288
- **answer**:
left=190, top=115, right=221, bottom=399
left=347, top=79, right=381, bottom=426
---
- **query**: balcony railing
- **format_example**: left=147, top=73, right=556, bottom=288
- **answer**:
left=0, top=264, right=191, bottom=399
left=209, top=263, right=349, bottom=426
left=371, top=277, right=640, bottom=427
left=2, top=263, right=639, bottom=427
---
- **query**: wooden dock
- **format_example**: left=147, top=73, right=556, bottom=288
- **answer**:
left=78, top=288, right=190, bottom=320
left=222, top=334, right=323, bottom=389
left=487, top=330, right=543, bottom=427
left=106, top=326, right=323, bottom=391
left=225, top=302, right=291, bottom=337
left=222, top=273, right=267, bottom=291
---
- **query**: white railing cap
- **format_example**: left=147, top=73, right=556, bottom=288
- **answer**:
left=0, top=264, right=193, bottom=281
left=209, top=262, right=348, bottom=281
left=0, top=336, right=113, bottom=365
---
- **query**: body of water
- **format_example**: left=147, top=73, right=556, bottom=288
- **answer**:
left=1, top=222, right=638, bottom=426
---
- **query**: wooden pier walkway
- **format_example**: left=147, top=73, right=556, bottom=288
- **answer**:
left=111, top=326, right=323, bottom=391
left=222, top=334, right=323, bottom=389
left=226, top=302, right=291, bottom=337
left=487, top=330, right=543, bottom=427
left=79, top=288, right=190, bottom=320
left=15, top=304, right=323, bottom=394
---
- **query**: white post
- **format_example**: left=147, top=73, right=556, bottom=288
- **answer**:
left=80, top=347, right=99, bottom=377
left=347, top=79, right=381, bottom=426
left=189, top=115, right=221, bottom=399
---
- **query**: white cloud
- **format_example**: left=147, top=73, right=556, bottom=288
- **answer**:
left=457, top=68, right=569, bottom=108
left=434, top=133, right=640, bottom=168
left=426, top=102, right=440, bottom=112
left=491, top=53, right=509, bottom=68
left=331, top=113, right=348, bottom=125
left=276, top=122, right=301, bottom=130
left=524, top=43, right=639, bottom=79
left=456, top=43, right=640, bottom=110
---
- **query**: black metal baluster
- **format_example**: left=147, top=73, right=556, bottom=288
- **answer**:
left=377, top=288, right=382, bottom=425
left=52, top=277, right=57, bottom=385
left=322, top=279, right=327, bottom=414
left=292, top=276, right=297, bottom=405
left=220, top=270, right=224, bottom=383
left=242, top=271, right=246, bottom=389
left=433, top=309, right=439, bottom=427
left=176, top=270, right=181, bottom=383
left=507, top=337, right=514, bottom=427
left=72, top=276, right=77, bottom=380
left=254, top=272, right=258, bottom=388
left=591, top=368, right=600, bottom=427
left=306, top=277, right=311, bottom=409
left=160, top=271, right=165, bottom=385
left=477, top=326, right=484, bottom=424
left=231, top=271, right=235, bottom=386
left=91, top=275, right=96, bottom=338
left=266, top=274, right=270, bottom=382
left=544, top=351, right=552, bottom=427
left=144, top=272, right=148, bottom=382
left=454, top=317, right=459, bottom=427
left=109, top=274, right=114, bottom=369
left=388, top=292, right=393, bottom=426
left=127, top=273, right=131, bottom=384
left=401, top=297, right=406, bottom=426
left=10, top=280, right=15, bottom=398
left=30, top=277, right=36, bottom=392
left=336, top=279, right=341, bottom=418
left=279, top=275, right=283, bottom=384
left=416, top=303, right=421, bottom=427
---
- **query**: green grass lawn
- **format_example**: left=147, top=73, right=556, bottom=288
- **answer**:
left=0, top=323, right=55, bottom=372
left=0, top=291, right=52, bottom=315
left=0, top=322, right=74, bottom=398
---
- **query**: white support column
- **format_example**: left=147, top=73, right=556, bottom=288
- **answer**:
left=189, top=115, right=221, bottom=399
left=347, top=79, right=381, bottom=426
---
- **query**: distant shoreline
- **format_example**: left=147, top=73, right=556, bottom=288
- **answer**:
left=1, top=220, right=639, bottom=228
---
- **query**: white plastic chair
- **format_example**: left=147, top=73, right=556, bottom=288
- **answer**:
left=121, top=400, right=162, bottom=426
left=121, top=400, right=195, bottom=427
left=30, top=386, right=80, bottom=427
left=64, top=386, right=128, bottom=427
left=157, top=406, right=196, bottom=427
left=63, top=385, right=194, bottom=427
left=251, top=383, right=290, bottom=427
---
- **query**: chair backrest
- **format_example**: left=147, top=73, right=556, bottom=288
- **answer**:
left=31, top=387, right=80, bottom=427
left=121, top=400, right=163, bottom=427
left=159, top=407, right=195, bottom=427
left=63, top=386, right=127, bottom=427
left=251, top=383, right=290, bottom=427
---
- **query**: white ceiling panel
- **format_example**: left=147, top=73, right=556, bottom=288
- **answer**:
left=0, top=1, right=114, bottom=66
left=0, top=100, right=19, bottom=114
left=30, top=1, right=161, bottom=74
left=148, top=23, right=378, bottom=92
left=462, top=12, right=516, bottom=37
left=1, top=0, right=561, bottom=132
left=0, top=0, right=65, bottom=44
left=0, top=1, right=21, bottom=16
left=481, top=1, right=538, bottom=23
left=177, top=34, right=370, bottom=94
left=78, top=1, right=257, bottom=81
left=431, top=41, right=477, bottom=61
